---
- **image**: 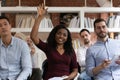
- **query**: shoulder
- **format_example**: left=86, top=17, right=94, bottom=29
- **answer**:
left=108, top=38, right=120, bottom=46
left=12, top=36, right=28, bottom=46
left=86, top=42, right=100, bottom=54
left=77, top=46, right=83, bottom=51
left=109, top=38, right=120, bottom=42
left=87, top=43, right=96, bottom=50
left=107, top=38, right=120, bottom=45
left=13, top=36, right=26, bottom=43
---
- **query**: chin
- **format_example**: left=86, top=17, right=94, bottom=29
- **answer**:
left=58, top=43, right=64, bottom=45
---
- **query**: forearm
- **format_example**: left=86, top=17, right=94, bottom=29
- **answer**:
left=17, top=68, right=32, bottom=80
left=65, top=68, right=78, bottom=80
left=92, top=64, right=104, bottom=75
left=93, top=59, right=111, bottom=75
left=30, top=15, right=44, bottom=45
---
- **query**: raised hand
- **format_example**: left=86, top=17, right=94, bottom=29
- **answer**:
left=37, top=3, right=48, bottom=17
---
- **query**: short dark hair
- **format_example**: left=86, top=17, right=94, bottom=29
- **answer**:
left=79, top=29, right=90, bottom=36
left=0, top=16, right=10, bottom=23
left=94, top=18, right=107, bottom=28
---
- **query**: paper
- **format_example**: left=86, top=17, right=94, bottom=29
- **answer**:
left=48, top=76, right=68, bottom=80
left=110, top=55, right=120, bottom=66
left=111, top=55, right=119, bottom=61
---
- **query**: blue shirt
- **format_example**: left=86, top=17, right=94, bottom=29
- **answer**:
left=0, top=37, right=32, bottom=80
left=86, top=38, right=120, bottom=80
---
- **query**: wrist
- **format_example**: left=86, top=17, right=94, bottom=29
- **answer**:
left=100, top=64, right=105, bottom=69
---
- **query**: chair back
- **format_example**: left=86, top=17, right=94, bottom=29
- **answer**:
left=42, top=59, right=48, bottom=79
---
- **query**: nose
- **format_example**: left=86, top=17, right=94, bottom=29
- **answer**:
left=98, top=27, right=104, bottom=32
left=83, top=36, right=87, bottom=39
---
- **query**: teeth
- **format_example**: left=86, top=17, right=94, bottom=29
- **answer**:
left=59, top=39, right=62, bottom=41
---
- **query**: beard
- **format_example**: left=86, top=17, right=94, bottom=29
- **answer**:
left=84, top=39, right=90, bottom=44
left=97, top=32, right=108, bottom=38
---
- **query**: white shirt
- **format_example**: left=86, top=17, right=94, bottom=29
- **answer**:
left=31, top=46, right=46, bottom=69
left=76, top=45, right=88, bottom=71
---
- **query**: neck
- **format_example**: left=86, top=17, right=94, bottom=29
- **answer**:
left=56, top=44, right=64, bottom=49
left=1, top=35, right=12, bottom=46
left=97, top=36, right=108, bottom=42
left=84, top=42, right=92, bottom=47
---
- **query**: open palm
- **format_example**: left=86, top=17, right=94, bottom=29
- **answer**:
left=37, top=3, right=47, bottom=17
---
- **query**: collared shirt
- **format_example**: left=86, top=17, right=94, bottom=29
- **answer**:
left=76, top=46, right=88, bottom=71
left=86, top=38, right=120, bottom=80
left=31, top=46, right=46, bottom=69
left=0, top=37, right=32, bottom=80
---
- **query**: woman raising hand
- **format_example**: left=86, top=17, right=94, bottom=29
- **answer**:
left=30, top=3, right=78, bottom=80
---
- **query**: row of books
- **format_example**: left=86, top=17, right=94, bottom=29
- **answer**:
left=107, top=15, right=120, bottom=28
left=68, top=16, right=80, bottom=28
left=16, top=14, right=120, bottom=29
left=84, top=17, right=95, bottom=28
left=66, top=16, right=95, bottom=28
left=16, top=14, right=80, bottom=28
left=84, top=15, right=120, bottom=28
left=72, top=39, right=81, bottom=52
left=16, top=14, right=35, bottom=28
left=16, top=14, right=53, bottom=28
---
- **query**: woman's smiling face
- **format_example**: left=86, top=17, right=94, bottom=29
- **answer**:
left=55, top=28, right=68, bottom=45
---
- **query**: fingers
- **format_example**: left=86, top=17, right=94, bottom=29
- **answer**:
left=104, top=59, right=111, bottom=65
left=45, top=8, right=48, bottom=15
left=37, top=3, right=45, bottom=10
left=104, top=59, right=111, bottom=63
left=115, top=60, right=120, bottom=64
left=37, top=3, right=48, bottom=14
left=101, top=59, right=111, bottom=68
left=42, top=3, right=45, bottom=9
left=37, top=4, right=42, bottom=11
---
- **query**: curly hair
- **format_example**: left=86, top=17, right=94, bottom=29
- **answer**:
left=47, top=24, right=74, bottom=55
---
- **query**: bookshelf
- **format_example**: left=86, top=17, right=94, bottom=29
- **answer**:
left=82, top=7, right=120, bottom=33
left=1, top=6, right=120, bottom=51
left=1, top=6, right=120, bottom=33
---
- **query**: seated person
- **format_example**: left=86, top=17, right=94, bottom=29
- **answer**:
left=76, top=29, right=94, bottom=80
left=0, top=16, right=32, bottom=80
left=14, top=33, right=46, bottom=80
left=30, top=3, right=78, bottom=80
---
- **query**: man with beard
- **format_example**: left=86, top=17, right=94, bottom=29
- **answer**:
left=86, top=18, right=120, bottom=80
left=76, top=29, right=93, bottom=80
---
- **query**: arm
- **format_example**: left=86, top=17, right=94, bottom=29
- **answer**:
left=92, top=59, right=111, bottom=75
left=65, top=52, right=78, bottom=80
left=65, top=68, right=78, bottom=80
left=30, top=3, right=47, bottom=45
left=17, top=42, right=32, bottom=80
left=86, top=49, right=111, bottom=76
left=85, top=48, right=96, bottom=77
